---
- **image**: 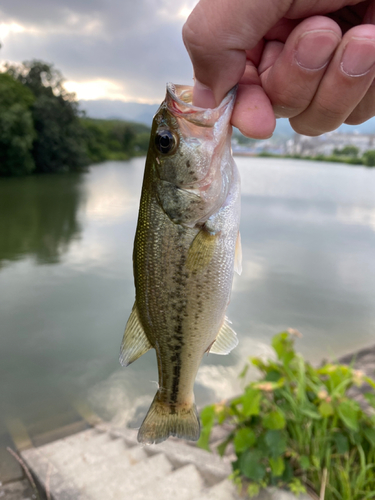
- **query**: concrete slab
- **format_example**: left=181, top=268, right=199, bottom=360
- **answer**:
left=110, top=426, right=231, bottom=486
left=194, top=478, right=241, bottom=500
left=0, top=479, right=36, bottom=500
left=21, top=447, right=83, bottom=500
left=130, top=464, right=204, bottom=500
left=81, top=452, right=174, bottom=500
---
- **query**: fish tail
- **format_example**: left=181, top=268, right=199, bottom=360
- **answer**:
left=137, top=392, right=200, bottom=445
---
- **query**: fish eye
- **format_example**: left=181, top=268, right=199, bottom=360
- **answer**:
left=155, top=130, right=177, bottom=154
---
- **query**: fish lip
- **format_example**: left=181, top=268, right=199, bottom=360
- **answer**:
left=165, top=83, right=237, bottom=127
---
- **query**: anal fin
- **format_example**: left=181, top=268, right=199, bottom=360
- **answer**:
left=119, top=303, right=152, bottom=367
left=209, top=317, right=238, bottom=355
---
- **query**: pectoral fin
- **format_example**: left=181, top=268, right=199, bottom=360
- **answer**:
left=209, top=317, right=238, bottom=355
left=234, top=231, right=242, bottom=275
left=186, top=228, right=218, bottom=272
left=119, top=303, right=152, bottom=367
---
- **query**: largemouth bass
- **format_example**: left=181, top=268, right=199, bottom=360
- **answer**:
left=120, top=83, right=241, bottom=444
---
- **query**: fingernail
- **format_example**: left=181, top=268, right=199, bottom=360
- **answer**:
left=193, top=80, right=216, bottom=108
left=295, top=30, right=340, bottom=70
left=341, top=38, right=375, bottom=76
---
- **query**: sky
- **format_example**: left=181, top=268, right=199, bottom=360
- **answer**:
left=0, top=0, right=199, bottom=103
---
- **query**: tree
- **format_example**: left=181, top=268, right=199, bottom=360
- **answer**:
left=6, top=60, right=89, bottom=173
left=0, top=73, right=36, bottom=176
left=333, top=145, right=359, bottom=157
left=362, top=150, right=375, bottom=167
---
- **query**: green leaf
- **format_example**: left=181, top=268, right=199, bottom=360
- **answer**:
left=239, top=449, right=266, bottom=481
left=300, top=405, right=322, bottom=420
left=319, top=401, right=334, bottom=417
left=265, top=370, right=283, bottom=382
left=264, top=430, right=287, bottom=458
left=247, top=484, right=261, bottom=498
left=364, top=428, right=375, bottom=447
left=364, top=392, right=375, bottom=408
left=272, top=332, right=296, bottom=365
left=242, top=388, right=262, bottom=417
left=364, top=376, right=375, bottom=390
left=197, top=405, right=216, bottom=450
left=281, top=459, right=294, bottom=482
left=256, top=434, right=271, bottom=457
left=238, top=364, right=249, bottom=379
left=262, top=409, right=286, bottom=430
left=337, top=399, right=360, bottom=432
left=289, top=478, right=307, bottom=496
left=299, top=455, right=310, bottom=470
left=333, top=433, right=349, bottom=454
left=234, top=428, right=256, bottom=454
left=251, top=357, right=266, bottom=370
left=269, top=456, right=285, bottom=477
left=200, top=405, right=216, bottom=427
left=197, top=427, right=211, bottom=451
left=217, top=435, right=233, bottom=457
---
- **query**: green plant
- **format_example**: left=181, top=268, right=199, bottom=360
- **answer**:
left=198, top=332, right=375, bottom=499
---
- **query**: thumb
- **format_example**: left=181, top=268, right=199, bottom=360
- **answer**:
left=182, top=0, right=292, bottom=107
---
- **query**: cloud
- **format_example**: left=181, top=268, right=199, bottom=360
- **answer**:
left=0, top=0, right=198, bottom=102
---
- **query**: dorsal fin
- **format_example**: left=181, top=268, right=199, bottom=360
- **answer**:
left=119, top=303, right=152, bottom=367
left=209, top=317, right=238, bottom=355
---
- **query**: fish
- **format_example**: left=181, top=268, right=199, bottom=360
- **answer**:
left=119, top=83, right=241, bottom=445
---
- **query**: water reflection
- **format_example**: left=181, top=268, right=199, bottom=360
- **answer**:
left=0, top=173, right=84, bottom=267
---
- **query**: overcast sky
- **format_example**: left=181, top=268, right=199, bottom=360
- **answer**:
left=0, top=0, right=199, bottom=103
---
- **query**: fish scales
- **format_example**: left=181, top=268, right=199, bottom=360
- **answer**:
left=120, top=83, right=241, bottom=444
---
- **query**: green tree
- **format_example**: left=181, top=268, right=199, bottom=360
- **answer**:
left=6, top=60, right=89, bottom=173
left=333, top=145, right=359, bottom=157
left=80, top=117, right=150, bottom=162
left=362, top=149, right=375, bottom=167
left=0, top=73, right=36, bottom=176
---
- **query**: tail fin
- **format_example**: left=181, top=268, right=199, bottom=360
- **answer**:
left=137, top=392, right=200, bottom=445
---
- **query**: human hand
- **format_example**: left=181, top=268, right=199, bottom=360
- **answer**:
left=183, top=1, right=375, bottom=137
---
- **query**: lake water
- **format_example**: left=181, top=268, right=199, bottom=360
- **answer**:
left=1, top=157, right=375, bottom=479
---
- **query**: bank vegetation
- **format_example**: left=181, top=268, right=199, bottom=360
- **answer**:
left=0, top=60, right=150, bottom=177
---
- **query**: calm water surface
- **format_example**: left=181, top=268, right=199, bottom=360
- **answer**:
left=1, top=157, right=375, bottom=477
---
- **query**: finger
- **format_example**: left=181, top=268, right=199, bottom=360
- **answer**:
left=290, top=24, right=375, bottom=135
left=259, top=16, right=342, bottom=119
left=229, top=55, right=276, bottom=138
left=344, top=1, right=375, bottom=124
left=183, top=0, right=292, bottom=107
left=231, top=78, right=276, bottom=139
left=345, top=80, right=375, bottom=124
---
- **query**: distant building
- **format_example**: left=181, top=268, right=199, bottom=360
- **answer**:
left=231, top=137, right=286, bottom=156
left=286, top=132, right=375, bottom=156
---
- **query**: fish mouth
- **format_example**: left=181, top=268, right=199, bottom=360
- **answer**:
left=165, top=83, right=236, bottom=127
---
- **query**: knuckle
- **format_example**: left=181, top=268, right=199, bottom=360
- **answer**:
left=182, top=22, right=196, bottom=48
left=290, top=118, right=322, bottom=137
left=315, top=97, right=346, bottom=121
left=270, top=82, right=312, bottom=112
left=345, top=101, right=375, bottom=125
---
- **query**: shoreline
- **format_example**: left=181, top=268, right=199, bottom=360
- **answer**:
left=233, top=151, right=375, bottom=167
